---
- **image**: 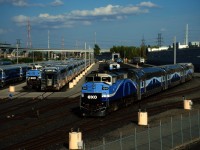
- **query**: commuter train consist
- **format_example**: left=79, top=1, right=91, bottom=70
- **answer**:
left=0, top=64, right=31, bottom=87
left=0, top=59, right=89, bottom=91
left=80, top=63, right=194, bottom=116
left=40, top=60, right=88, bottom=91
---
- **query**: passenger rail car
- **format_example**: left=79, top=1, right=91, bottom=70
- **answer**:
left=41, top=66, right=67, bottom=91
left=0, top=64, right=30, bottom=87
left=0, top=60, right=12, bottom=65
left=40, top=59, right=87, bottom=91
left=80, top=63, right=194, bottom=116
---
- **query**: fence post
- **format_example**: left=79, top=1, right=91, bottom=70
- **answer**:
left=181, top=114, right=183, bottom=144
left=120, top=131, right=122, bottom=150
left=171, top=116, right=174, bottom=148
left=148, top=124, right=151, bottom=150
left=189, top=111, right=192, bottom=140
left=103, top=137, right=105, bottom=150
left=198, top=109, right=200, bottom=138
left=134, top=128, right=137, bottom=150
left=160, top=120, right=162, bottom=150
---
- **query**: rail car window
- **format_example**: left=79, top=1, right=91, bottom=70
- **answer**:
left=123, top=73, right=128, bottom=79
left=128, top=72, right=136, bottom=81
left=60, top=69, right=66, bottom=74
left=167, top=74, right=170, bottom=80
left=112, top=77, right=116, bottom=83
left=0, top=70, right=2, bottom=78
left=180, top=71, right=184, bottom=76
left=47, top=74, right=53, bottom=79
left=85, top=77, right=93, bottom=82
left=117, top=75, right=123, bottom=80
left=141, top=81, right=144, bottom=88
left=102, top=77, right=111, bottom=82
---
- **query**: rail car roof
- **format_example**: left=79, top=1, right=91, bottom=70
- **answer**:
left=160, top=64, right=183, bottom=71
left=0, top=65, right=24, bottom=70
left=178, top=63, right=194, bottom=68
left=142, top=67, right=165, bottom=73
left=131, top=67, right=165, bottom=78
left=43, top=66, right=66, bottom=71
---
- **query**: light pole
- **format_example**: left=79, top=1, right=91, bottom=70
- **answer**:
left=16, top=43, right=18, bottom=64
left=174, top=36, right=176, bottom=64
left=85, top=42, right=87, bottom=70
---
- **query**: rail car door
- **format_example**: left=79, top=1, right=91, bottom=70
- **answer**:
left=137, top=79, right=142, bottom=100
left=181, top=69, right=186, bottom=83
left=162, top=75, right=168, bottom=90
left=167, top=73, right=171, bottom=87
left=46, top=74, right=54, bottom=87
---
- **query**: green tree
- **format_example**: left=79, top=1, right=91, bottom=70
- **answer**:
left=94, top=44, right=100, bottom=55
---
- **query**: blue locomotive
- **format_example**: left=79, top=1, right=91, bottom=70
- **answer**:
left=80, top=63, right=194, bottom=116
left=26, top=64, right=43, bottom=89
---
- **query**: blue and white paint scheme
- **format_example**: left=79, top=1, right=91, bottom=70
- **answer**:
left=80, top=63, right=194, bottom=116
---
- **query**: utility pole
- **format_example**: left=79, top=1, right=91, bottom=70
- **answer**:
left=16, top=39, right=21, bottom=64
left=185, top=24, right=188, bottom=45
left=94, top=32, right=96, bottom=45
left=27, top=18, right=32, bottom=48
left=157, top=33, right=163, bottom=47
left=48, top=30, right=50, bottom=60
left=141, top=35, right=146, bottom=57
left=27, top=18, right=32, bottom=60
left=61, top=36, right=65, bottom=60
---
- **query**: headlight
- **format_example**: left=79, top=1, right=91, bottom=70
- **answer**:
left=82, top=86, right=87, bottom=90
left=102, top=87, right=109, bottom=90
left=81, top=93, right=84, bottom=97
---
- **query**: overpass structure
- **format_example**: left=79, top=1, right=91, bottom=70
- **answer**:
left=0, top=43, right=110, bottom=53
left=0, top=43, right=110, bottom=61
left=27, top=48, right=109, bottom=53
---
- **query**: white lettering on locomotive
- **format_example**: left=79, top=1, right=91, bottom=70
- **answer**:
left=87, top=95, right=97, bottom=99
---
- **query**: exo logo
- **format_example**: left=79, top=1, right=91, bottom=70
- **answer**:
left=87, top=95, right=97, bottom=99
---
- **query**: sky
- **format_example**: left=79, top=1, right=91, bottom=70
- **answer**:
left=0, top=0, right=200, bottom=49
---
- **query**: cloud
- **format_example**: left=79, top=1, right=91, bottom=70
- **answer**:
left=138, top=1, right=158, bottom=7
left=12, top=15, right=27, bottom=26
left=160, top=28, right=166, bottom=32
left=12, top=2, right=159, bottom=28
left=50, top=0, right=64, bottom=7
left=12, top=0, right=28, bottom=6
left=0, top=28, right=11, bottom=34
left=0, top=0, right=45, bottom=7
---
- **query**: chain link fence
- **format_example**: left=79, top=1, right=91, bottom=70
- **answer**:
left=86, top=109, right=200, bottom=150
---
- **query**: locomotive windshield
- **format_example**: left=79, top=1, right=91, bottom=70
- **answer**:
left=102, top=77, right=111, bottom=82
left=85, top=76, right=111, bottom=83
left=85, top=77, right=93, bottom=82
left=94, top=76, right=101, bottom=81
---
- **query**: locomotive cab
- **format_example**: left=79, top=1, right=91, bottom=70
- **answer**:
left=85, top=73, right=112, bottom=85
left=81, top=73, right=114, bottom=116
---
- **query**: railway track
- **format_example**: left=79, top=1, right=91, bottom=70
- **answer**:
left=1, top=78, right=200, bottom=149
